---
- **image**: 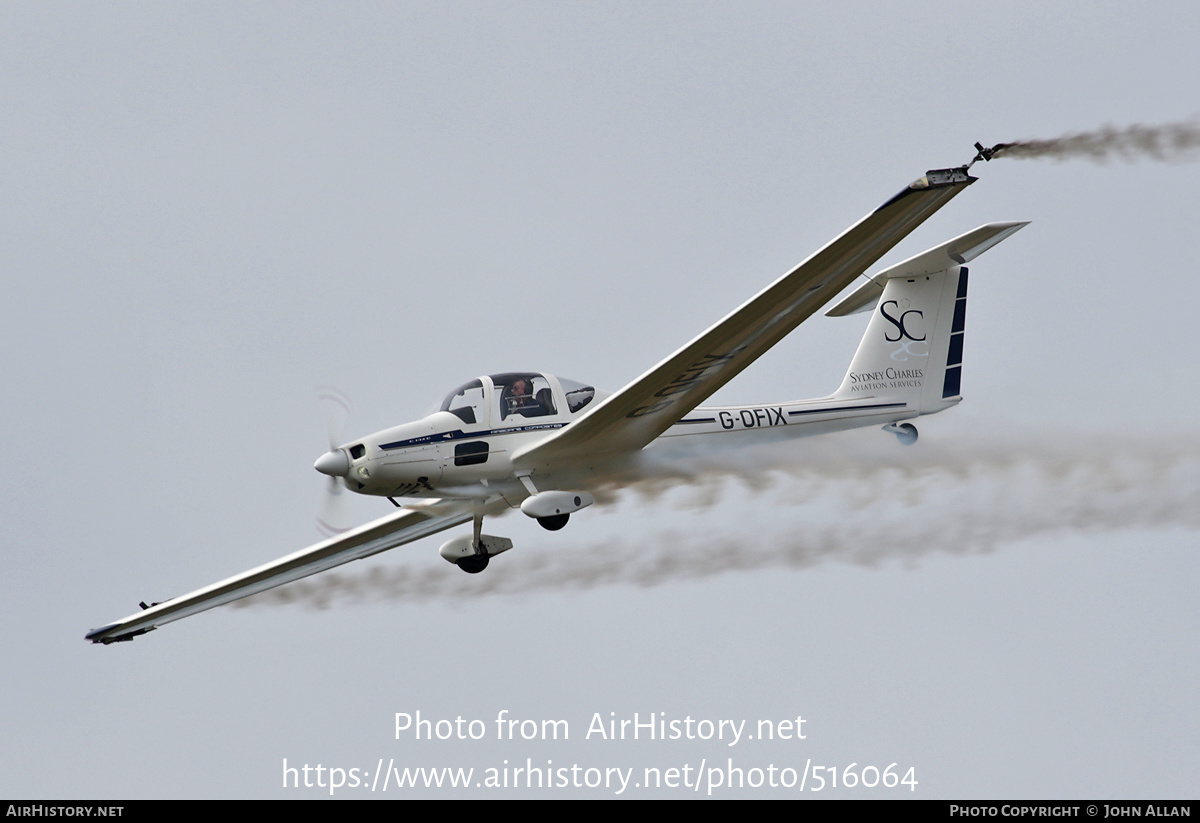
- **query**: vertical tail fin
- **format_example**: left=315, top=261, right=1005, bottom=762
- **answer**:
left=828, top=222, right=1028, bottom=415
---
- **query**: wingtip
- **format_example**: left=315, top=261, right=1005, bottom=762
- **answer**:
left=85, top=623, right=120, bottom=643
left=85, top=623, right=154, bottom=644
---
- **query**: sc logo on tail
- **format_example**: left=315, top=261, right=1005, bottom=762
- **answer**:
left=880, top=300, right=928, bottom=361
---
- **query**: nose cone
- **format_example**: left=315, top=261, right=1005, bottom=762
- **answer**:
left=314, top=449, right=350, bottom=477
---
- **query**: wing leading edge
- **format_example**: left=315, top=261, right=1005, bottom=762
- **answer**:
left=512, top=166, right=977, bottom=468
left=85, top=504, right=473, bottom=644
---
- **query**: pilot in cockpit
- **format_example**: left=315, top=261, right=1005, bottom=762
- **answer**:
left=501, top=376, right=552, bottom=420
left=502, top=377, right=535, bottom=419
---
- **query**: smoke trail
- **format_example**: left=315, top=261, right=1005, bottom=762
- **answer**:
left=236, top=428, right=1200, bottom=609
left=989, top=119, right=1200, bottom=163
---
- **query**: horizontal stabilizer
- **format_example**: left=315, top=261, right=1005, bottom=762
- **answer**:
left=825, top=221, right=1028, bottom=317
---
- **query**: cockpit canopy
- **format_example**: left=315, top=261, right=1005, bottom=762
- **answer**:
left=437, top=373, right=600, bottom=427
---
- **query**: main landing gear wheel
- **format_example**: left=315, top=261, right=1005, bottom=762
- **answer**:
left=457, top=554, right=490, bottom=574
left=538, top=513, right=570, bottom=531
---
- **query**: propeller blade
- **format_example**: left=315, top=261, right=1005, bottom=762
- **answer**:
left=317, top=386, right=351, bottom=452
left=316, top=476, right=352, bottom=538
left=315, top=386, right=354, bottom=536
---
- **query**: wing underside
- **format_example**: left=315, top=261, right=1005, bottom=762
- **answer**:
left=513, top=167, right=976, bottom=468
left=85, top=504, right=473, bottom=644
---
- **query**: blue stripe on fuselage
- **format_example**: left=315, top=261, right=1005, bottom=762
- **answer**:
left=377, top=421, right=569, bottom=452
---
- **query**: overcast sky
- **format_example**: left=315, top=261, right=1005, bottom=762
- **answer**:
left=3, top=2, right=1198, bottom=798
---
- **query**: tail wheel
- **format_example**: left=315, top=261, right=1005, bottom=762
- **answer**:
left=457, top=554, right=490, bottom=574
left=538, top=513, right=569, bottom=531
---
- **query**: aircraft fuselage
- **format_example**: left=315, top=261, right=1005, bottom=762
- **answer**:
left=324, top=370, right=931, bottom=504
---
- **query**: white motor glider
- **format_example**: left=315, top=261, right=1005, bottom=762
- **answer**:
left=87, top=164, right=1026, bottom=643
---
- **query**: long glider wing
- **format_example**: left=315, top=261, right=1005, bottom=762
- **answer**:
left=513, top=166, right=976, bottom=468
left=85, top=504, right=473, bottom=644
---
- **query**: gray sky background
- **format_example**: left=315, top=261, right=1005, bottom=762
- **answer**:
left=3, top=2, right=1198, bottom=798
